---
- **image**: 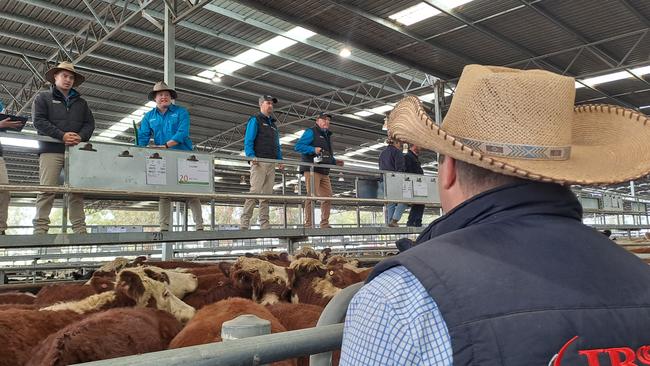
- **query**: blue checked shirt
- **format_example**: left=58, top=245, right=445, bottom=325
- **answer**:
left=340, top=266, right=452, bottom=365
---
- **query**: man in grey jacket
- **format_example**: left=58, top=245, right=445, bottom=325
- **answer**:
left=32, top=61, right=95, bottom=234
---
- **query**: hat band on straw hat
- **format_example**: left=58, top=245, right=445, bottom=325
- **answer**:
left=457, top=137, right=571, bottom=161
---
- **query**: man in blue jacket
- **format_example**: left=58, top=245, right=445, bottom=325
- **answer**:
left=294, top=112, right=343, bottom=228
left=341, top=65, right=650, bottom=365
left=240, top=95, right=283, bottom=230
left=137, top=81, right=203, bottom=232
left=379, top=138, right=407, bottom=227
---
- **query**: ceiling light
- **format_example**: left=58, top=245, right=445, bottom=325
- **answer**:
left=339, top=47, right=351, bottom=58
left=212, top=76, right=222, bottom=83
left=338, top=173, right=345, bottom=182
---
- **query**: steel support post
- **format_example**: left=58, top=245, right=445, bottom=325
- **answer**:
left=164, top=1, right=175, bottom=88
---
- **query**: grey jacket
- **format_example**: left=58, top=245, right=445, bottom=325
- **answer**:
left=32, top=86, right=95, bottom=154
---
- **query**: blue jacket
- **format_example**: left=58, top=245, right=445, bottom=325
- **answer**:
left=243, top=114, right=282, bottom=159
left=137, top=104, right=193, bottom=151
left=294, top=127, right=337, bottom=163
left=370, top=182, right=650, bottom=365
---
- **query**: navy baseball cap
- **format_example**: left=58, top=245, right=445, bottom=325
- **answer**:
left=317, top=112, right=333, bottom=120
left=259, top=95, right=278, bottom=104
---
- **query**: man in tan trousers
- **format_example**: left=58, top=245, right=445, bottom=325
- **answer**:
left=0, top=100, right=26, bottom=235
left=240, top=95, right=284, bottom=230
left=32, top=62, right=95, bottom=234
left=294, top=112, right=344, bottom=228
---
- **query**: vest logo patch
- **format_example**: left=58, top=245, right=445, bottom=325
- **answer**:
left=550, top=336, right=650, bottom=366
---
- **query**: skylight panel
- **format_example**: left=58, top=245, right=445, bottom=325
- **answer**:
left=389, top=3, right=441, bottom=26
left=258, top=36, right=297, bottom=53
left=581, top=71, right=629, bottom=86
left=198, top=70, right=216, bottom=79
left=233, top=49, right=269, bottom=64
left=214, top=60, right=246, bottom=75
left=99, top=130, right=119, bottom=138
left=109, top=123, right=130, bottom=132
left=354, top=111, right=374, bottom=117
left=285, top=27, right=316, bottom=41
left=369, top=104, right=395, bottom=114
left=145, top=101, right=156, bottom=108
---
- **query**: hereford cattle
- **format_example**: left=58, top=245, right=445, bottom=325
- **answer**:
left=326, top=263, right=372, bottom=289
left=319, top=248, right=332, bottom=264
left=26, top=308, right=183, bottom=366
left=0, top=309, right=84, bottom=366
left=85, top=265, right=198, bottom=299
left=140, top=260, right=212, bottom=269
left=289, top=258, right=341, bottom=307
left=246, top=252, right=291, bottom=267
left=0, top=291, right=36, bottom=305
left=0, top=303, right=36, bottom=311
left=293, top=246, right=319, bottom=260
left=97, top=257, right=130, bottom=273
left=169, top=298, right=295, bottom=366
left=230, top=257, right=294, bottom=305
left=183, top=279, right=252, bottom=310
left=196, top=273, right=228, bottom=291
left=325, top=255, right=359, bottom=267
left=266, top=302, right=325, bottom=366
left=35, top=283, right=98, bottom=308
left=42, top=269, right=195, bottom=323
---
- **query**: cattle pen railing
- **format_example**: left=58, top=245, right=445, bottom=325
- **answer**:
left=76, top=283, right=364, bottom=366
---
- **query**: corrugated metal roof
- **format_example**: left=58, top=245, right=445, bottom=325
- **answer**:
left=0, top=0, right=648, bottom=194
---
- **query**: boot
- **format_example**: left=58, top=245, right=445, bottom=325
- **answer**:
left=388, top=219, right=399, bottom=227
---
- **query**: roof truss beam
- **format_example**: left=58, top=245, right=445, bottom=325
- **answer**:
left=5, top=0, right=155, bottom=114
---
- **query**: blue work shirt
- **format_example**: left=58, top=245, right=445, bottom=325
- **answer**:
left=243, top=114, right=282, bottom=159
left=294, top=127, right=336, bottom=164
left=137, top=104, right=193, bottom=151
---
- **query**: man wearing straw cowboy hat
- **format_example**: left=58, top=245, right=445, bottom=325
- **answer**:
left=137, top=81, right=204, bottom=232
left=341, top=65, right=650, bottom=365
left=32, top=61, right=95, bottom=235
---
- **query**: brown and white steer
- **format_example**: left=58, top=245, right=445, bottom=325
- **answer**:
left=183, top=279, right=252, bottom=310
left=35, top=283, right=101, bottom=308
left=85, top=265, right=198, bottom=299
left=230, top=257, right=294, bottom=305
left=0, top=309, right=85, bottom=366
left=26, top=308, right=183, bottom=366
left=0, top=291, right=36, bottom=305
left=169, top=298, right=296, bottom=366
left=289, top=258, right=341, bottom=307
left=42, top=269, right=195, bottom=323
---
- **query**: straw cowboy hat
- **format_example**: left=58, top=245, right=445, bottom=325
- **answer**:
left=44, top=61, right=85, bottom=87
left=148, top=81, right=178, bottom=101
left=387, top=64, right=650, bottom=185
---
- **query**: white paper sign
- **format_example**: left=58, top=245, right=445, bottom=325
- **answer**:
left=146, top=157, right=166, bottom=185
left=402, top=179, right=413, bottom=199
left=414, top=179, right=428, bottom=197
left=178, top=158, right=210, bottom=185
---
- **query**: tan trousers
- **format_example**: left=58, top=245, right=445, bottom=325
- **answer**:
left=159, top=197, right=203, bottom=231
left=304, top=172, right=332, bottom=227
left=33, top=153, right=86, bottom=234
left=241, top=162, right=276, bottom=229
left=0, top=158, right=9, bottom=232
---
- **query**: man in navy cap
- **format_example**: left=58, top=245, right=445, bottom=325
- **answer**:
left=295, top=112, right=343, bottom=228
left=240, top=95, right=283, bottom=230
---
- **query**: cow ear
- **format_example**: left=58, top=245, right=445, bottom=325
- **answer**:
left=143, top=268, right=169, bottom=283
left=218, top=262, right=232, bottom=277
left=116, top=270, right=146, bottom=300
left=285, top=268, right=295, bottom=287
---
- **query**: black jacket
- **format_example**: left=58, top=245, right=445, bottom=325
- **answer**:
left=378, top=145, right=405, bottom=172
left=32, top=86, right=95, bottom=154
left=370, top=182, right=650, bottom=365
left=404, top=150, right=423, bottom=175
